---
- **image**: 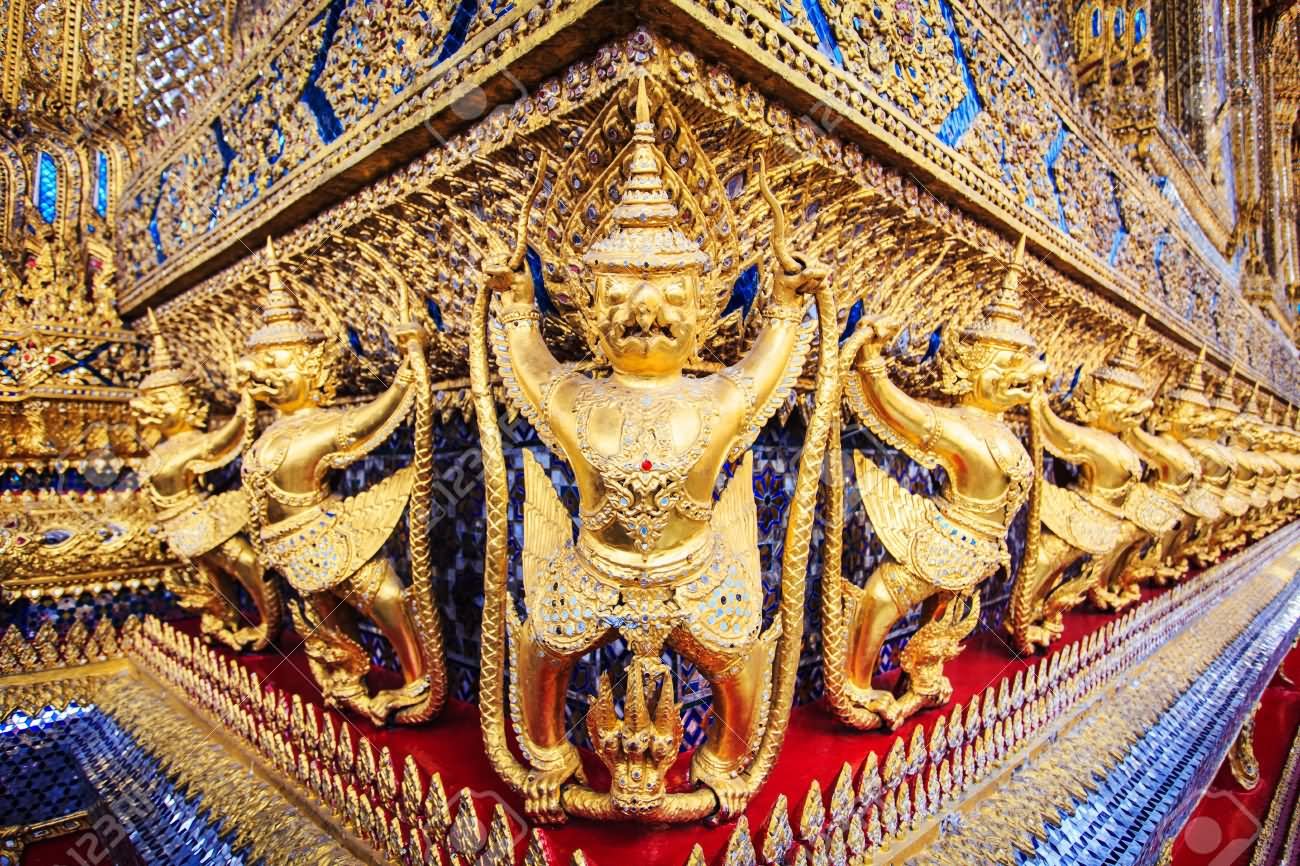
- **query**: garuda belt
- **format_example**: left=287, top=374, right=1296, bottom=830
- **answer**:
left=1040, top=482, right=1127, bottom=555
left=162, top=488, right=252, bottom=560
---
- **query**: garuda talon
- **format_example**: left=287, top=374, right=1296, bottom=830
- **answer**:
left=471, top=77, right=839, bottom=824
left=824, top=235, right=1046, bottom=730
left=131, top=310, right=282, bottom=652
left=1007, top=317, right=1175, bottom=651
left=238, top=239, right=446, bottom=725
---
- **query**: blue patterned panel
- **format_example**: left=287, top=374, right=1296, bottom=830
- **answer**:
left=94, top=151, right=109, bottom=218
left=35, top=151, right=58, bottom=224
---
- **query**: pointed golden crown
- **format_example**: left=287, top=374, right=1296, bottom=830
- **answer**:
left=1239, top=381, right=1263, bottom=421
left=581, top=77, right=711, bottom=276
left=246, top=237, right=325, bottom=348
left=1092, top=313, right=1147, bottom=391
left=1167, top=346, right=1211, bottom=409
left=1208, top=362, right=1239, bottom=413
left=138, top=308, right=198, bottom=390
left=960, top=234, right=1037, bottom=350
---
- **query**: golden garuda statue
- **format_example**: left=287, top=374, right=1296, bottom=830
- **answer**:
left=470, top=76, right=840, bottom=824
left=1265, top=403, right=1300, bottom=518
left=238, top=239, right=446, bottom=725
left=1166, top=351, right=1251, bottom=567
left=1123, top=352, right=1225, bottom=585
left=131, top=310, right=282, bottom=651
left=1006, top=316, right=1175, bottom=651
left=823, top=235, right=1046, bottom=731
left=1206, top=371, right=1268, bottom=552
left=1268, top=400, right=1300, bottom=514
left=1233, top=384, right=1288, bottom=536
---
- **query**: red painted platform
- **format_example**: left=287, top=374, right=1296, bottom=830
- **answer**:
left=158, top=582, right=1157, bottom=864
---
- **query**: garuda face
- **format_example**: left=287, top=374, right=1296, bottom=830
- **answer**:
left=593, top=270, right=701, bottom=377
left=130, top=383, right=198, bottom=439
left=237, top=343, right=330, bottom=412
left=1084, top=380, right=1152, bottom=434
left=962, top=341, right=1045, bottom=412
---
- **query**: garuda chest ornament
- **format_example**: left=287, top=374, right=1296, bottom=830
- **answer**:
left=470, top=75, right=839, bottom=824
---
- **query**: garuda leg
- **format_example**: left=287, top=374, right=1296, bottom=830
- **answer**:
left=842, top=559, right=936, bottom=729
left=671, top=628, right=772, bottom=819
left=201, top=534, right=281, bottom=651
left=1011, top=531, right=1083, bottom=654
left=338, top=556, right=435, bottom=721
left=514, top=620, right=599, bottom=823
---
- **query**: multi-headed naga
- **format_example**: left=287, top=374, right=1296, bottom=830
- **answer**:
left=1007, top=317, right=1175, bottom=650
left=131, top=311, right=282, bottom=651
left=470, top=77, right=839, bottom=823
left=237, top=239, right=445, bottom=725
left=823, top=235, right=1046, bottom=730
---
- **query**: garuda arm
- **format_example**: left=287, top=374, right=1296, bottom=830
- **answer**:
left=846, top=317, right=958, bottom=466
left=1030, top=393, right=1092, bottom=465
left=720, top=152, right=826, bottom=452
left=189, top=392, right=255, bottom=476
left=327, top=348, right=421, bottom=472
left=1125, top=426, right=1183, bottom=478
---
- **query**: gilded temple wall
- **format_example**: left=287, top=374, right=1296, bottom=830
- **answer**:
left=123, top=1, right=1297, bottom=403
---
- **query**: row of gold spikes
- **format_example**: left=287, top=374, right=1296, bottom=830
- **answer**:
left=121, top=562, right=1223, bottom=866
left=711, top=543, right=1262, bottom=866
left=0, top=616, right=127, bottom=676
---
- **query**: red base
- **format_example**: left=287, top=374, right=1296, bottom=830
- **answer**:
left=167, top=583, right=1159, bottom=865
left=1171, top=644, right=1300, bottom=866
left=20, top=829, right=121, bottom=866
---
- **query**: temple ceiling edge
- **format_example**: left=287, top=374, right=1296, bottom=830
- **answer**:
left=128, top=7, right=1300, bottom=407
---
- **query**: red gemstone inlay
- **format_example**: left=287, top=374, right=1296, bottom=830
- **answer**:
left=641, top=459, right=653, bottom=471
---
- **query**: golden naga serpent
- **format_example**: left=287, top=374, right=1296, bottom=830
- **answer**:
left=396, top=277, right=448, bottom=723
left=471, top=151, right=841, bottom=821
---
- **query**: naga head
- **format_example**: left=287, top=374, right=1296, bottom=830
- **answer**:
left=581, top=78, right=710, bottom=380
left=938, top=235, right=1046, bottom=412
left=130, top=309, right=207, bottom=439
left=1076, top=315, right=1152, bottom=433
left=586, top=657, right=683, bottom=815
left=235, top=237, right=336, bottom=413
left=1155, top=346, right=1213, bottom=439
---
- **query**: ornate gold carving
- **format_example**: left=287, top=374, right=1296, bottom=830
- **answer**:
left=1229, top=702, right=1262, bottom=791
left=131, top=310, right=281, bottom=651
